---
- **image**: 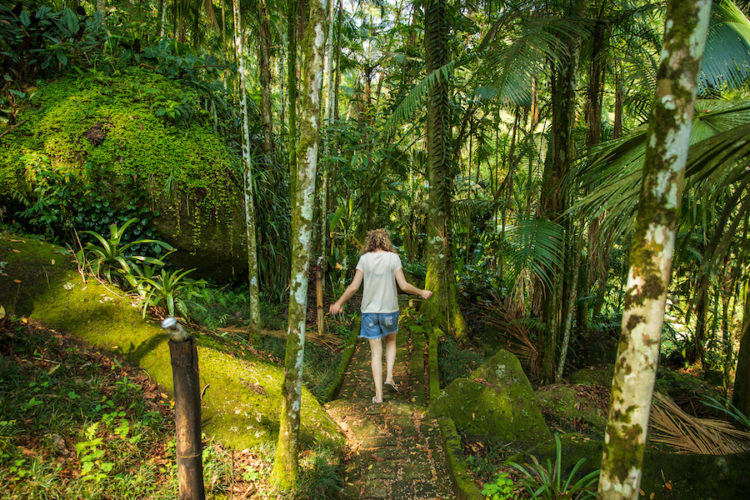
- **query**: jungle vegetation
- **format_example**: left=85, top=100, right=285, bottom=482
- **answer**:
left=1, top=0, right=749, bottom=497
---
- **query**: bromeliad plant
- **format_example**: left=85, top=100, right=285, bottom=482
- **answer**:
left=508, top=434, right=600, bottom=499
left=138, top=268, right=205, bottom=319
left=77, top=218, right=173, bottom=284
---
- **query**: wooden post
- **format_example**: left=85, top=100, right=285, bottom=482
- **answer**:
left=162, top=318, right=205, bottom=500
left=316, top=257, right=324, bottom=336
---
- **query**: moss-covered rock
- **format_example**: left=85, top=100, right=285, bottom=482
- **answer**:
left=513, top=435, right=750, bottom=499
left=535, top=385, right=607, bottom=432
left=0, top=233, right=344, bottom=453
left=428, top=350, right=551, bottom=444
left=568, top=364, right=614, bottom=387
left=0, top=71, right=248, bottom=280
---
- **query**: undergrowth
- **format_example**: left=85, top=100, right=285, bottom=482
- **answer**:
left=0, top=314, right=342, bottom=498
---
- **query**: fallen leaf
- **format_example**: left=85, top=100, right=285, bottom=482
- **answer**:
left=665, top=482, right=673, bottom=490
left=12, top=249, right=20, bottom=253
left=371, top=454, right=384, bottom=462
left=13, top=279, right=21, bottom=284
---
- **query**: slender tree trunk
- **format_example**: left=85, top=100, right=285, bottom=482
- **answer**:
left=258, top=0, right=275, bottom=153
left=316, top=0, right=336, bottom=283
left=422, top=0, right=467, bottom=339
left=733, top=282, right=750, bottom=415
left=158, top=0, right=165, bottom=37
left=287, top=0, right=299, bottom=207
left=557, top=229, right=583, bottom=381
left=613, top=61, right=624, bottom=139
left=232, top=0, right=262, bottom=332
left=270, top=0, right=326, bottom=489
left=598, top=0, right=711, bottom=497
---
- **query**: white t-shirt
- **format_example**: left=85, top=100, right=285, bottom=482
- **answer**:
left=356, top=251, right=402, bottom=313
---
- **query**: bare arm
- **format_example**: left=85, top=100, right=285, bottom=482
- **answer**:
left=396, top=269, right=433, bottom=300
left=329, top=270, right=364, bottom=314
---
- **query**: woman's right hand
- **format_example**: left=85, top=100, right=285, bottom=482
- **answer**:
left=329, top=302, right=342, bottom=315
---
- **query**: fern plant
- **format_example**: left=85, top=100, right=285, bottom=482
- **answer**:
left=508, top=434, right=600, bottom=499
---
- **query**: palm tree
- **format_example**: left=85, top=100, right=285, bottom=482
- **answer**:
left=422, top=0, right=468, bottom=338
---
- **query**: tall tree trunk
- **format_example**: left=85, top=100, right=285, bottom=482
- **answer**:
left=232, top=0, right=262, bottom=332
left=158, top=0, right=166, bottom=37
left=287, top=0, right=299, bottom=207
left=422, top=0, right=467, bottom=339
left=598, top=0, right=711, bottom=497
left=270, top=0, right=327, bottom=489
left=537, top=0, right=584, bottom=382
left=258, top=0, right=275, bottom=153
left=316, top=0, right=336, bottom=281
left=733, top=282, right=750, bottom=415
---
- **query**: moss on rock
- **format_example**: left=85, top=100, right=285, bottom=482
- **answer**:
left=568, top=364, right=615, bottom=387
left=535, top=385, right=607, bottom=432
left=0, top=71, right=248, bottom=280
left=428, top=350, right=551, bottom=443
left=0, top=233, right=345, bottom=453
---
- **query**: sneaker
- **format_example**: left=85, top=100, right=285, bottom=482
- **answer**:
left=385, top=381, right=399, bottom=393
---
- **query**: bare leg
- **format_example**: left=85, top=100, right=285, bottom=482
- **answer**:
left=369, top=337, right=383, bottom=402
left=384, top=333, right=397, bottom=384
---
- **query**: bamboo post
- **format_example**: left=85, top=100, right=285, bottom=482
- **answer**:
left=161, top=318, right=205, bottom=500
left=316, top=257, right=324, bottom=336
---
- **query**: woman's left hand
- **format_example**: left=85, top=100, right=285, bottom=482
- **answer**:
left=329, top=303, right=342, bottom=315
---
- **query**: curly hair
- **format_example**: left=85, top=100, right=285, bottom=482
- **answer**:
left=362, top=228, right=396, bottom=253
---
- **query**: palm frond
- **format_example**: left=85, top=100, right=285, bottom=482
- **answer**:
left=505, top=215, right=564, bottom=291
left=649, top=392, right=750, bottom=454
left=572, top=100, right=750, bottom=246
left=700, top=0, right=750, bottom=92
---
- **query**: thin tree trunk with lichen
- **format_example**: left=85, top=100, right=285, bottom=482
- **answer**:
left=598, top=0, right=711, bottom=497
left=270, top=0, right=326, bottom=490
left=422, top=0, right=467, bottom=339
left=287, top=0, right=299, bottom=208
left=232, top=0, right=262, bottom=333
left=258, top=0, right=274, bottom=153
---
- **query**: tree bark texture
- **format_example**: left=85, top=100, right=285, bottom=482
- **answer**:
left=270, top=0, right=326, bottom=489
left=598, top=0, right=711, bottom=497
left=422, top=0, right=467, bottom=339
left=232, top=0, right=262, bottom=332
left=169, top=338, right=205, bottom=500
left=258, top=0, right=275, bottom=153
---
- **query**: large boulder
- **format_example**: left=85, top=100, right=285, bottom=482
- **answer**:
left=0, top=71, right=249, bottom=280
left=428, top=349, right=551, bottom=444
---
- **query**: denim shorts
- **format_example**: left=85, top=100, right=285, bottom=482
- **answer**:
left=359, top=312, right=399, bottom=339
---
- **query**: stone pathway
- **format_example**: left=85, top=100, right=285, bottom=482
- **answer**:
left=325, top=320, right=455, bottom=499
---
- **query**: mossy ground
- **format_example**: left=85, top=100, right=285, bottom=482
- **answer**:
left=0, top=233, right=345, bottom=458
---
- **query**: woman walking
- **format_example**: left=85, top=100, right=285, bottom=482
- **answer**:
left=329, top=229, right=432, bottom=403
